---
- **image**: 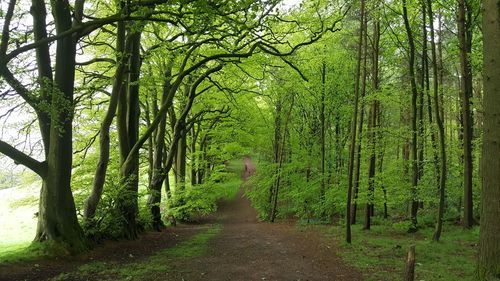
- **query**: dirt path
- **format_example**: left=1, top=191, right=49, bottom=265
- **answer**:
left=166, top=157, right=362, bottom=280
left=0, top=158, right=362, bottom=280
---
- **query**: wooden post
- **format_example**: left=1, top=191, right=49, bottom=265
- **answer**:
left=404, top=245, right=416, bottom=281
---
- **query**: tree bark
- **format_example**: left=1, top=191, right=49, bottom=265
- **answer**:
left=404, top=245, right=416, bottom=281
left=478, top=0, right=500, bottom=277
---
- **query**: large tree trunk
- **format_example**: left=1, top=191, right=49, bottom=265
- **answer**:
left=117, top=29, right=142, bottom=240
left=478, top=0, right=500, bottom=277
left=35, top=0, right=86, bottom=252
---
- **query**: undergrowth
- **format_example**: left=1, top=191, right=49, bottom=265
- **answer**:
left=318, top=222, right=479, bottom=281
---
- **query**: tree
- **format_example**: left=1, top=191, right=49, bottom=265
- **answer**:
left=457, top=0, right=475, bottom=229
left=478, top=0, right=500, bottom=277
left=346, top=0, right=365, bottom=243
left=0, top=0, right=88, bottom=252
left=428, top=0, right=447, bottom=242
left=402, top=0, right=420, bottom=232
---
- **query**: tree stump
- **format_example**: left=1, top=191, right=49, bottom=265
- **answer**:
left=404, top=245, right=416, bottom=281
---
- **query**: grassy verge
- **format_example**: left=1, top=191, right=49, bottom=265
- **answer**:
left=51, top=224, right=222, bottom=281
left=316, top=223, right=479, bottom=281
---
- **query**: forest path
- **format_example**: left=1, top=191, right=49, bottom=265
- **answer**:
left=0, top=158, right=362, bottom=281
left=165, top=156, right=362, bottom=280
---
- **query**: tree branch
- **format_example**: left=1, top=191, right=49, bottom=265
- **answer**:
left=0, top=140, right=46, bottom=177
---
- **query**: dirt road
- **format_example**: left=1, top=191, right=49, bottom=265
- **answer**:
left=165, top=157, right=362, bottom=280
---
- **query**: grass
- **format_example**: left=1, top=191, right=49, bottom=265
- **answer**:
left=50, top=224, right=222, bottom=281
left=0, top=241, right=32, bottom=263
left=317, top=222, right=480, bottom=281
left=0, top=240, right=78, bottom=264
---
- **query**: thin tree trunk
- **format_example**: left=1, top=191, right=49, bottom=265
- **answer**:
left=429, top=0, right=448, bottom=242
left=320, top=61, right=326, bottom=211
left=270, top=95, right=295, bottom=222
left=364, top=17, right=380, bottom=230
left=352, top=16, right=368, bottom=225
left=457, top=0, right=474, bottom=228
left=402, top=0, right=420, bottom=232
left=345, top=0, right=365, bottom=243
left=147, top=60, right=173, bottom=231
left=84, top=23, right=129, bottom=219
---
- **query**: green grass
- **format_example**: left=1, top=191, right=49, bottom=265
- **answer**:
left=0, top=240, right=79, bottom=264
left=0, top=241, right=32, bottom=263
left=51, top=224, right=222, bottom=281
left=320, top=222, right=479, bottom=281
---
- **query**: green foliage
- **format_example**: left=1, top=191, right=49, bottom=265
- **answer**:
left=82, top=175, right=151, bottom=240
left=167, top=164, right=241, bottom=222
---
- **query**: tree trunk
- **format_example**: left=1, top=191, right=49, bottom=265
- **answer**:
left=84, top=19, right=128, bottom=219
left=320, top=61, right=326, bottom=211
left=345, top=0, right=365, bottom=243
left=404, top=245, right=416, bottom=281
left=117, top=28, right=142, bottom=240
left=270, top=95, right=295, bottom=222
left=147, top=59, right=173, bottom=231
left=457, top=0, right=474, bottom=228
left=352, top=15, right=368, bottom=225
left=35, top=0, right=86, bottom=252
left=478, top=0, right=500, bottom=277
left=402, top=0, right=420, bottom=232
left=428, top=0, right=447, bottom=242
left=364, top=17, right=380, bottom=230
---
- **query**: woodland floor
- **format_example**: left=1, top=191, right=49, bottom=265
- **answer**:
left=0, top=158, right=362, bottom=281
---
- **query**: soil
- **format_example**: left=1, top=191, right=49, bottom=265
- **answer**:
left=0, top=157, right=362, bottom=281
